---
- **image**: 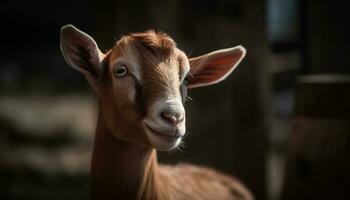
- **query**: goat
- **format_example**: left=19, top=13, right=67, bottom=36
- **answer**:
left=60, top=24, right=253, bottom=200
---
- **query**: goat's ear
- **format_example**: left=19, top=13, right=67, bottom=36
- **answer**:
left=187, top=46, right=246, bottom=89
left=60, top=24, right=104, bottom=88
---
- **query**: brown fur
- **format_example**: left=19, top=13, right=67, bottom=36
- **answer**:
left=61, top=29, right=253, bottom=200
left=104, top=31, right=185, bottom=120
left=91, top=110, right=253, bottom=200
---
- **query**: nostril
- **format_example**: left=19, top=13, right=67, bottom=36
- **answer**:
left=161, top=111, right=184, bottom=125
left=178, top=114, right=184, bottom=122
left=162, top=112, right=176, bottom=123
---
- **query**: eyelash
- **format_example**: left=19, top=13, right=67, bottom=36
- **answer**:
left=182, top=72, right=191, bottom=84
left=180, top=73, right=192, bottom=103
left=114, top=64, right=129, bottom=77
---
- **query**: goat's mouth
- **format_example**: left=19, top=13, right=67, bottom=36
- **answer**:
left=145, top=124, right=183, bottom=151
left=145, top=124, right=183, bottom=138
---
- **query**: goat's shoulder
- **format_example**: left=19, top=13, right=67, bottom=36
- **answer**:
left=158, top=163, right=254, bottom=200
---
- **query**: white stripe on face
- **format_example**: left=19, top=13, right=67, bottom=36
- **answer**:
left=142, top=50, right=188, bottom=134
left=141, top=57, right=187, bottom=150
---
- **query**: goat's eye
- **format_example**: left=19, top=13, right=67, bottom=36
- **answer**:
left=114, top=65, right=128, bottom=77
left=183, top=74, right=190, bottom=85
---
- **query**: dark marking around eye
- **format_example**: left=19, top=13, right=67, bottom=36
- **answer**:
left=132, top=75, right=146, bottom=116
left=180, top=83, right=188, bottom=104
left=180, top=73, right=190, bottom=104
left=183, top=74, right=190, bottom=85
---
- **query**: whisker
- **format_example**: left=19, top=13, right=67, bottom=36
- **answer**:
left=175, top=145, right=184, bottom=152
left=187, top=49, right=194, bottom=58
left=186, top=96, right=193, bottom=101
left=176, top=141, right=186, bottom=152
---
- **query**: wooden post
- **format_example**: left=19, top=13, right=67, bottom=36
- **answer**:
left=281, top=75, right=350, bottom=200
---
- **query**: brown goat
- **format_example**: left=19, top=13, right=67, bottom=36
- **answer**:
left=60, top=25, right=253, bottom=200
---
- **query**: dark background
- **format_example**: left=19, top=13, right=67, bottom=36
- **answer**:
left=1, top=0, right=349, bottom=200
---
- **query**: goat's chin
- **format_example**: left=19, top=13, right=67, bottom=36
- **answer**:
left=145, top=128, right=182, bottom=151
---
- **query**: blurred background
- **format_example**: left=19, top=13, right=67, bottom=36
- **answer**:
left=1, top=0, right=350, bottom=200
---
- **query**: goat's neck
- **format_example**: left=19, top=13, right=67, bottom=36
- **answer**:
left=90, top=111, right=161, bottom=200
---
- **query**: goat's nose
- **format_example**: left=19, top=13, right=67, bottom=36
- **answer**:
left=161, top=110, right=184, bottom=126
